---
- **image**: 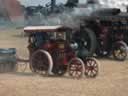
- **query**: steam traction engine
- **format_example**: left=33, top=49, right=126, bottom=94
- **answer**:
left=78, top=8, right=128, bottom=61
left=24, top=25, right=99, bottom=78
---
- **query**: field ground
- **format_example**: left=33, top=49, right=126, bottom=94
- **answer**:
left=0, top=28, right=128, bottom=96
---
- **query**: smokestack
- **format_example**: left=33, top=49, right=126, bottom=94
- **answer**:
left=51, top=0, right=56, bottom=12
left=65, top=0, right=79, bottom=8
left=87, top=0, right=99, bottom=4
left=127, top=6, right=128, bottom=12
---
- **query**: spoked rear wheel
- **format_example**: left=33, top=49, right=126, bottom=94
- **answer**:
left=68, top=58, right=85, bottom=79
left=30, top=50, right=53, bottom=76
left=84, top=58, right=99, bottom=78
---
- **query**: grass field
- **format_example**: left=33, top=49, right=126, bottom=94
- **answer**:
left=0, top=28, right=128, bottom=96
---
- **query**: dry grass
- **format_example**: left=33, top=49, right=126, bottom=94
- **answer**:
left=0, top=28, right=128, bottom=96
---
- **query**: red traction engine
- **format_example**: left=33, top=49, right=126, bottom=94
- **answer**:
left=24, top=25, right=99, bottom=78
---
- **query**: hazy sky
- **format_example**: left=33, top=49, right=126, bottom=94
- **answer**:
left=17, top=0, right=128, bottom=11
left=18, top=0, right=87, bottom=6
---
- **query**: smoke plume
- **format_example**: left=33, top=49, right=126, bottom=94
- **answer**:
left=0, top=0, right=128, bottom=28
left=26, top=3, right=100, bottom=29
left=20, top=0, right=128, bottom=28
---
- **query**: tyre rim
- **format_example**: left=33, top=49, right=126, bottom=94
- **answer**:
left=85, top=58, right=98, bottom=78
left=68, top=59, right=83, bottom=78
left=114, top=46, right=127, bottom=60
left=31, top=51, right=49, bottom=75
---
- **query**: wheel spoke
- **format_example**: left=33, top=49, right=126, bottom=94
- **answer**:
left=121, top=52, right=126, bottom=57
left=93, top=63, right=97, bottom=67
left=94, top=66, right=98, bottom=71
left=76, top=72, right=81, bottom=77
left=69, top=70, right=74, bottom=75
left=88, top=60, right=92, bottom=65
left=87, top=62, right=91, bottom=66
left=90, top=70, right=94, bottom=76
left=92, top=70, right=96, bottom=74
left=91, top=61, right=95, bottom=66
left=88, top=70, right=91, bottom=76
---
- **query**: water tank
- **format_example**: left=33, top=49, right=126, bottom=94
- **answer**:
left=0, top=48, right=17, bottom=73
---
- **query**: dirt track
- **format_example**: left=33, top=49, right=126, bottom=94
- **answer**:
left=0, top=28, right=128, bottom=96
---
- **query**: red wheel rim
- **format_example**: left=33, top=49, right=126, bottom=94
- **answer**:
left=68, top=58, right=84, bottom=79
left=85, top=58, right=98, bottom=78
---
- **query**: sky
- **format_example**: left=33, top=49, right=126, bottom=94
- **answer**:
left=18, top=0, right=128, bottom=11
left=18, top=0, right=87, bottom=6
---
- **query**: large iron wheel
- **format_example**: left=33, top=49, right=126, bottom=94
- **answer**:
left=113, top=41, right=127, bottom=61
left=30, top=50, right=53, bottom=76
left=84, top=58, right=99, bottom=78
left=73, top=28, right=97, bottom=57
left=68, top=58, right=85, bottom=79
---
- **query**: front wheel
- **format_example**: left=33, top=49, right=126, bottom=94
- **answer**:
left=84, top=58, right=99, bottom=78
left=68, top=58, right=85, bottom=79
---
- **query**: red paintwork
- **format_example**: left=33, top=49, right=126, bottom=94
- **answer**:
left=25, top=25, right=75, bottom=67
left=41, top=39, right=75, bottom=65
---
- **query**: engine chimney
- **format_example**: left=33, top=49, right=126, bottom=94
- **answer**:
left=65, top=0, right=79, bottom=8
left=87, top=0, right=99, bottom=4
left=51, top=0, right=56, bottom=12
